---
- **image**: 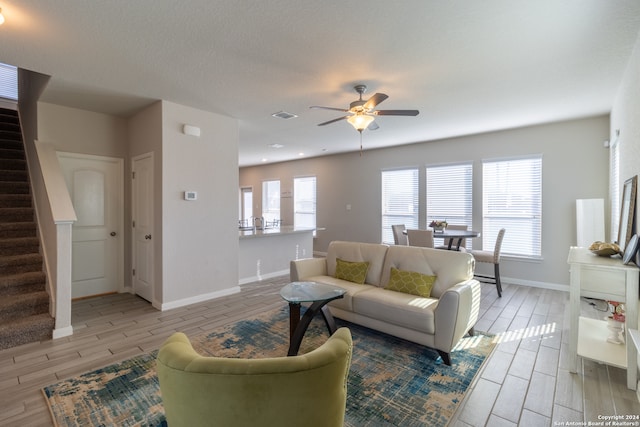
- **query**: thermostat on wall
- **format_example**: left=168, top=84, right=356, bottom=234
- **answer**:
left=184, top=191, right=197, bottom=201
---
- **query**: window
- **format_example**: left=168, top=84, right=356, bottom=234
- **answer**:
left=239, top=187, right=252, bottom=226
left=0, top=62, right=18, bottom=101
left=262, top=180, right=280, bottom=223
left=426, top=163, right=473, bottom=249
left=381, top=168, right=419, bottom=244
left=482, top=156, right=542, bottom=258
left=294, top=176, right=316, bottom=229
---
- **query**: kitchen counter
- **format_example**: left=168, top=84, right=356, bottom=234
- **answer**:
left=238, top=226, right=315, bottom=284
left=238, top=225, right=315, bottom=239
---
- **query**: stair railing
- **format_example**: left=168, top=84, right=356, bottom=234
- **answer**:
left=30, top=140, right=77, bottom=338
left=18, top=69, right=77, bottom=339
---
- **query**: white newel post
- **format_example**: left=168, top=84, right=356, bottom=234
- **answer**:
left=52, top=222, right=73, bottom=338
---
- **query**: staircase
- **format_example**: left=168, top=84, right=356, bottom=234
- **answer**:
left=0, top=108, right=54, bottom=350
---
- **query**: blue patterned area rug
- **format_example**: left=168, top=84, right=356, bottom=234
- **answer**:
left=43, top=306, right=495, bottom=427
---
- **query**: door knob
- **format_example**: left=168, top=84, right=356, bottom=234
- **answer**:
left=110, top=232, right=117, bottom=237
left=145, top=234, right=152, bottom=240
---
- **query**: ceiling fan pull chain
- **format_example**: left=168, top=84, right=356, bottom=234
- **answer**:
left=359, top=131, right=363, bottom=156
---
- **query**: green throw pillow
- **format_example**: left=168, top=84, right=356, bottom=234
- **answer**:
left=385, top=267, right=436, bottom=297
left=335, top=258, right=369, bottom=284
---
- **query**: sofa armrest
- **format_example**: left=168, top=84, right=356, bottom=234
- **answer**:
left=290, top=257, right=328, bottom=282
left=433, top=279, right=481, bottom=353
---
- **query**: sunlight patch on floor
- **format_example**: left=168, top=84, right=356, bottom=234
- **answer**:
left=492, top=322, right=557, bottom=344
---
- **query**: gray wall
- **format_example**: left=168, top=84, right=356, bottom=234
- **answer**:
left=37, top=99, right=240, bottom=308
left=240, top=115, right=610, bottom=288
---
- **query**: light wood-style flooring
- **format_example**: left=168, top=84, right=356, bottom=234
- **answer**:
left=0, top=277, right=638, bottom=426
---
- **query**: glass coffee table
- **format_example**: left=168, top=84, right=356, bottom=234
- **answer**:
left=280, top=281, right=346, bottom=356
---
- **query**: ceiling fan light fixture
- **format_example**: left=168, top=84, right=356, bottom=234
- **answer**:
left=347, top=114, right=375, bottom=132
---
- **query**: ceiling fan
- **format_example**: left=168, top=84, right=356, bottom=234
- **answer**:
left=310, top=84, right=419, bottom=133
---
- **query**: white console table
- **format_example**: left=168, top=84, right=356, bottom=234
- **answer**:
left=568, top=246, right=639, bottom=390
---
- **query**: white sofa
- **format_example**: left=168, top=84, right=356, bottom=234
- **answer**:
left=290, top=241, right=481, bottom=365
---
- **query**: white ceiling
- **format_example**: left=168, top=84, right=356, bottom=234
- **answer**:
left=1, top=1, right=639, bottom=166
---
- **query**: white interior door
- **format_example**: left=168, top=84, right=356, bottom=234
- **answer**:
left=58, top=153, right=123, bottom=299
left=132, top=153, right=154, bottom=303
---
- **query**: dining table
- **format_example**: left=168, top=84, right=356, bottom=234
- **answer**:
left=404, top=228, right=480, bottom=250
left=435, top=229, right=480, bottom=250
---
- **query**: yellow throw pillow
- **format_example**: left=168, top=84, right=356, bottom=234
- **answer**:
left=385, top=267, right=436, bottom=297
left=335, top=258, right=370, bottom=284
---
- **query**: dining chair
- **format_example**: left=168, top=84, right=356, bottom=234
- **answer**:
left=470, top=228, right=506, bottom=297
left=391, top=224, right=408, bottom=245
left=435, top=224, right=468, bottom=251
left=407, top=229, right=434, bottom=248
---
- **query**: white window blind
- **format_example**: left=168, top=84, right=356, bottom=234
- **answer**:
left=610, top=137, right=620, bottom=243
left=0, top=63, right=18, bottom=101
left=381, top=168, right=419, bottom=244
left=482, top=156, right=542, bottom=258
left=262, top=180, right=280, bottom=224
left=294, top=176, right=316, bottom=229
left=426, top=163, right=473, bottom=249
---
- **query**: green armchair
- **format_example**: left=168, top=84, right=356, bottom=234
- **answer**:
left=157, top=328, right=353, bottom=427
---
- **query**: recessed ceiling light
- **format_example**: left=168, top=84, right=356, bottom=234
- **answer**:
left=298, top=152, right=304, bottom=156
left=268, top=143, right=284, bottom=149
left=271, top=111, right=298, bottom=120
left=261, top=158, right=268, bottom=162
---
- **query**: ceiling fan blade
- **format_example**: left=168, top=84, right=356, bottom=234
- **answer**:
left=317, top=116, right=349, bottom=126
left=368, top=121, right=380, bottom=131
left=363, top=93, right=389, bottom=110
left=374, top=109, right=420, bottom=116
left=310, top=106, right=349, bottom=112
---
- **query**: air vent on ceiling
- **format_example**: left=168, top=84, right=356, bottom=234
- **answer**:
left=271, top=111, right=298, bottom=119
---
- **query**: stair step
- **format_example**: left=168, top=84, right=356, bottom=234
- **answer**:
left=0, top=254, right=43, bottom=276
left=0, top=313, right=54, bottom=350
left=0, top=121, right=20, bottom=133
left=0, top=140, right=23, bottom=151
left=0, top=237, right=39, bottom=255
left=0, top=222, right=36, bottom=238
left=0, top=158, right=26, bottom=171
left=0, top=169, right=28, bottom=182
left=0, top=290, right=49, bottom=322
left=0, top=271, right=46, bottom=296
left=0, top=271, right=46, bottom=297
left=0, top=207, right=34, bottom=222
left=0, top=131, right=21, bottom=142
left=0, top=148, right=24, bottom=160
left=0, top=108, right=18, bottom=118
left=0, top=194, right=33, bottom=208
left=0, top=181, right=30, bottom=195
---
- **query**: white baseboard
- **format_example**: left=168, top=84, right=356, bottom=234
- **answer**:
left=159, top=286, right=241, bottom=311
left=52, top=325, right=73, bottom=339
left=502, top=276, right=569, bottom=292
left=239, top=269, right=289, bottom=285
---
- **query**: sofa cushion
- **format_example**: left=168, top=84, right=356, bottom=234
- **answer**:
left=381, top=245, right=474, bottom=298
left=304, top=275, right=375, bottom=311
left=385, top=268, right=436, bottom=298
left=335, top=259, right=369, bottom=284
left=352, top=288, right=437, bottom=334
left=326, top=241, right=389, bottom=287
